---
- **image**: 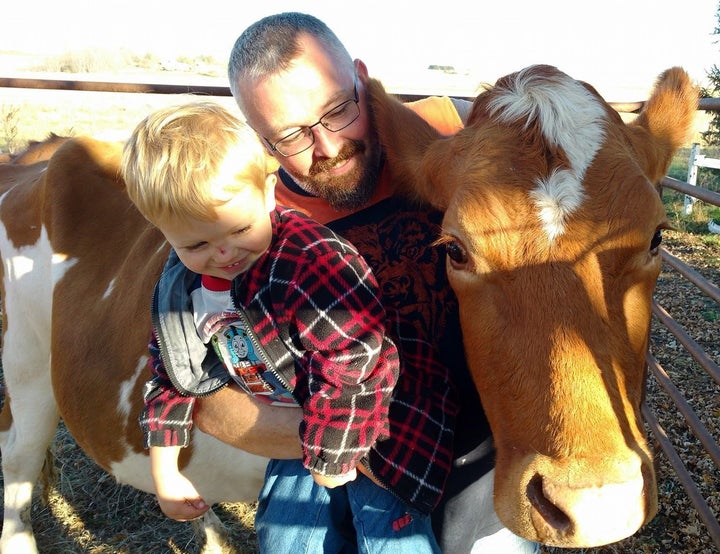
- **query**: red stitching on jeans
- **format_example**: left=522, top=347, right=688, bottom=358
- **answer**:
left=392, top=513, right=413, bottom=531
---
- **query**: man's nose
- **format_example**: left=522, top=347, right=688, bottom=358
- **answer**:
left=310, top=126, right=341, bottom=158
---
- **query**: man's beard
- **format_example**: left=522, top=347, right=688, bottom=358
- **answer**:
left=287, top=138, right=382, bottom=210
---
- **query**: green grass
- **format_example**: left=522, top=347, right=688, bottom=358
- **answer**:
left=664, top=145, right=720, bottom=237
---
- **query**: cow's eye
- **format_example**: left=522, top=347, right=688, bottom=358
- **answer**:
left=650, top=230, right=662, bottom=256
left=446, top=240, right=469, bottom=268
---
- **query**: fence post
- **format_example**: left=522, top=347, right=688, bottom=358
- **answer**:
left=683, top=143, right=699, bottom=216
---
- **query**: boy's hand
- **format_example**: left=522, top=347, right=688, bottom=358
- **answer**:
left=311, top=468, right=357, bottom=488
left=150, top=445, right=209, bottom=521
left=155, top=470, right=210, bottom=521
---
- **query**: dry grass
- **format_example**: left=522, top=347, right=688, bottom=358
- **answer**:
left=0, top=86, right=239, bottom=153
left=1, top=413, right=260, bottom=553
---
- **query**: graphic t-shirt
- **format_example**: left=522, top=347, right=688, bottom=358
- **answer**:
left=192, top=274, right=296, bottom=406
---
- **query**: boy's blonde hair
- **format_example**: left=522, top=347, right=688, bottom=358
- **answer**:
left=121, top=101, right=278, bottom=224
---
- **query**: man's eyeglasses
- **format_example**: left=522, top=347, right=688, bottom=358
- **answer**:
left=264, top=84, right=360, bottom=157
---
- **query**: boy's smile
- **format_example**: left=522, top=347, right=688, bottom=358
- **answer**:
left=159, top=179, right=276, bottom=281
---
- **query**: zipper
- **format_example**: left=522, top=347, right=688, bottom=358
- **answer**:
left=231, top=299, right=295, bottom=397
left=151, top=283, right=227, bottom=398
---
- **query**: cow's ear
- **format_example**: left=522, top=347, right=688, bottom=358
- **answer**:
left=366, top=77, right=439, bottom=149
left=627, top=67, right=698, bottom=185
left=416, top=138, right=463, bottom=211
left=365, top=78, right=443, bottom=196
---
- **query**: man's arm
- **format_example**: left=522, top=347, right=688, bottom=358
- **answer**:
left=194, top=382, right=303, bottom=459
left=194, top=384, right=385, bottom=486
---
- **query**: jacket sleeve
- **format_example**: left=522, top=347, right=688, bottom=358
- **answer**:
left=285, top=248, right=399, bottom=477
left=138, top=329, right=195, bottom=448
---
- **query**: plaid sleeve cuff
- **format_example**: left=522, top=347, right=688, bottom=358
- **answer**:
left=142, top=426, right=191, bottom=449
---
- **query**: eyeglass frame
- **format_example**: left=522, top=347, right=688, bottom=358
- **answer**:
left=262, top=83, right=360, bottom=157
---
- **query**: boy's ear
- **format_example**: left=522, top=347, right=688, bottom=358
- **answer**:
left=265, top=173, right=277, bottom=212
left=265, top=150, right=280, bottom=173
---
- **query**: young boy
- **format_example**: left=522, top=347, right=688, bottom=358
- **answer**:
left=120, top=102, right=442, bottom=550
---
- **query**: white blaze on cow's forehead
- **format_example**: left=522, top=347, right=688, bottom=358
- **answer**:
left=487, top=67, right=607, bottom=240
left=531, top=169, right=587, bottom=241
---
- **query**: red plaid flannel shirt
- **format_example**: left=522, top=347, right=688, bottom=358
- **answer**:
left=141, top=208, right=399, bottom=479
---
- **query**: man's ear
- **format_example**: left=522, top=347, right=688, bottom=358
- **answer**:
left=354, top=58, right=369, bottom=81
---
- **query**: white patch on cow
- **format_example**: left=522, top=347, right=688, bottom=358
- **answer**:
left=4, top=245, right=73, bottom=285
left=117, top=355, right=149, bottom=419
left=0, top=224, right=60, bottom=554
left=48, top=251, right=78, bottom=290
left=181, top=432, right=268, bottom=504
left=103, top=277, right=116, bottom=299
left=110, top=352, right=267, bottom=504
left=4, top=253, right=35, bottom=280
left=487, top=67, right=606, bottom=240
left=531, top=169, right=587, bottom=241
left=108, top=450, right=156, bottom=493
left=1, top=229, right=54, bottom=337
left=108, top=429, right=268, bottom=504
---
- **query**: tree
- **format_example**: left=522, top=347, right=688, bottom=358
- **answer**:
left=702, top=1, right=720, bottom=146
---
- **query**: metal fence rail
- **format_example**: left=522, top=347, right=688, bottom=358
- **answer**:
left=653, top=168, right=720, bottom=549
left=1, top=76, right=719, bottom=112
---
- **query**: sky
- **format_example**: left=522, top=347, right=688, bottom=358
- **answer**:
left=1, top=0, right=718, bottom=100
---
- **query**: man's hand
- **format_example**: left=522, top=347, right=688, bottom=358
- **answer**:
left=311, top=468, right=357, bottom=488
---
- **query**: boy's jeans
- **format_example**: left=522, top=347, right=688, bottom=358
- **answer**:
left=255, top=459, right=441, bottom=554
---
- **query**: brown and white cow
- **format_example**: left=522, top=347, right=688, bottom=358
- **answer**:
left=367, top=65, right=697, bottom=546
left=0, top=65, right=697, bottom=552
left=0, top=133, right=70, bottom=165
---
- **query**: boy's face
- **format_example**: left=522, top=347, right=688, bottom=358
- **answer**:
left=159, top=177, right=276, bottom=281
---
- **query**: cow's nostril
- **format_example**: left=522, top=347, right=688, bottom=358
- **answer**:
left=527, top=473, right=572, bottom=533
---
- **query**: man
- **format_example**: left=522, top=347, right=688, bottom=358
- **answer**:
left=196, top=11, right=537, bottom=553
